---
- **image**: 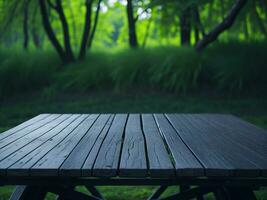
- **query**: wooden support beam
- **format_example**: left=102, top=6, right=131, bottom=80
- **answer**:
left=9, top=186, right=47, bottom=200
left=86, top=186, right=104, bottom=199
left=147, top=186, right=168, bottom=200
left=161, top=187, right=212, bottom=200
left=50, top=187, right=102, bottom=200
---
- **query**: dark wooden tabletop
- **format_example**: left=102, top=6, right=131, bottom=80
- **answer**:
left=0, top=113, right=267, bottom=178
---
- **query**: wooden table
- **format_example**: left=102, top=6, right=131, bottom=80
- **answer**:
left=0, top=114, right=267, bottom=200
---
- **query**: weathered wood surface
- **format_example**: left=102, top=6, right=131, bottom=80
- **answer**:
left=0, top=113, right=267, bottom=178
left=119, top=114, right=147, bottom=177
left=92, top=114, right=127, bottom=177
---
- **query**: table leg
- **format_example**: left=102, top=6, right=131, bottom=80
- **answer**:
left=180, top=185, right=205, bottom=200
left=86, top=186, right=104, bottom=199
left=214, top=187, right=229, bottom=200
left=161, top=187, right=212, bottom=200
left=9, top=185, right=47, bottom=200
left=50, top=187, right=102, bottom=200
left=147, top=186, right=168, bottom=200
left=56, top=186, right=75, bottom=200
left=180, top=185, right=190, bottom=192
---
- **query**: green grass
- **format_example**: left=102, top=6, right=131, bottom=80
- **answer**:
left=0, top=91, right=267, bottom=199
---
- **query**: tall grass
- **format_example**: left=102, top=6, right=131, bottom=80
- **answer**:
left=205, top=42, right=267, bottom=90
left=0, top=50, right=60, bottom=97
left=0, top=42, right=266, bottom=98
left=57, top=47, right=203, bottom=93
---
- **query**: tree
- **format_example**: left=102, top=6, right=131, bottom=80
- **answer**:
left=23, top=0, right=30, bottom=50
left=54, top=0, right=75, bottom=62
left=39, top=0, right=67, bottom=63
left=1, top=0, right=266, bottom=56
left=79, top=0, right=93, bottom=60
left=31, top=2, right=43, bottom=48
left=126, top=0, right=138, bottom=48
left=193, top=5, right=205, bottom=44
left=38, top=0, right=103, bottom=63
left=87, top=0, right=102, bottom=49
left=79, top=0, right=103, bottom=59
left=196, top=0, right=248, bottom=51
left=180, top=6, right=191, bottom=45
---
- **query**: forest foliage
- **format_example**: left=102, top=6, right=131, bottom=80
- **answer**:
left=1, top=0, right=266, bottom=54
left=0, top=0, right=266, bottom=97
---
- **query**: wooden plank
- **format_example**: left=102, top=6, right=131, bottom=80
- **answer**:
left=196, top=114, right=267, bottom=176
left=202, top=114, right=267, bottom=157
left=154, top=114, right=204, bottom=177
left=141, top=114, right=174, bottom=177
left=219, top=114, right=267, bottom=136
left=0, top=115, right=80, bottom=175
left=29, top=114, right=100, bottom=176
left=119, top=114, right=147, bottom=177
left=0, top=114, right=49, bottom=140
left=59, top=114, right=111, bottom=177
left=0, top=115, right=70, bottom=163
left=0, top=115, right=70, bottom=164
left=92, top=114, right=128, bottom=177
left=81, top=115, right=115, bottom=176
left=187, top=114, right=264, bottom=176
left=0, top=114, right=60, bottom=150
left=166, top=114, right=233, bottom=176
left=8, top=114, right=89, bottom=176
left=166, top=114, right=261, bottom=177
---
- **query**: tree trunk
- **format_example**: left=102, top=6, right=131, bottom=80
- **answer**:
left=31, top=3, right=42, bottom=48
left=180, top=7, right=191, bottom=45
left=39, top=0, right=66, bottom=63
left=142, top=17, right=152, bottom=48
left=23, top=0, right=30, bottom=50
left=126, top=0, right=138, bottom=48
left=79, top=0, right=93, bottom=60
left=193, top=6, right=204, bottom=44
left=194, top=6, right=205, bottom=37
left=243, top=16, right=249, bottom=40
left=68, top=0, right=78, bottom=50
left=87, top=0, right=102, bottom=49
left=55, top=0, right=75, bottom=62
left=196, top=0, right=248, bottom=51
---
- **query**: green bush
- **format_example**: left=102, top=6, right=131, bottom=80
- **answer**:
left=149, top=47, right=202, bottom=93
left=57, top=53, right=112, bottom=92
left=0, top=42, right=266, bottom=98
left=111, top=49, right=154, bottom=90
left=0, top=50, right=60, bottom=97
left=205, top=42, right=267, bottom=90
